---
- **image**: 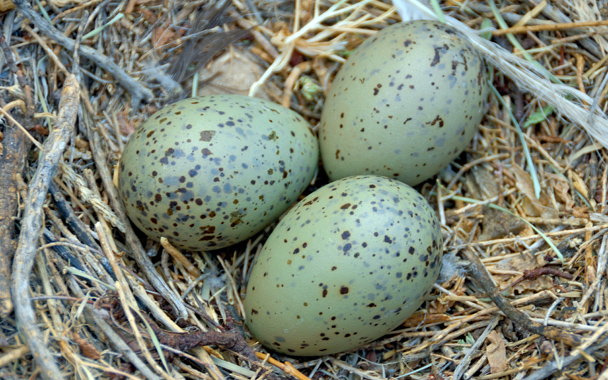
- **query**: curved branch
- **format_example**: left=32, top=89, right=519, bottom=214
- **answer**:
left=462, top=249, right=582, bottom=347
left=0, top=35, right=34, bottom=318
left=11, top=74, right=80, bottom=380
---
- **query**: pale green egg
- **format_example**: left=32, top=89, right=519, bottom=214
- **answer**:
left=319, top=20, right=488, bottom=186
left=245, top=175, right=442, bottom=356
left=118, top=95, right=319, bottom=251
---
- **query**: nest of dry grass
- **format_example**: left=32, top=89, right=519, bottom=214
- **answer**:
left=1, top=0, right=608, bottom=379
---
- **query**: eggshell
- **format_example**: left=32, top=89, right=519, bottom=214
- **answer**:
left=245, top=175, right=442, bottom=355
left=319, top=20, right=487, bottom=186
left=118, top=95, right=319, bottom=251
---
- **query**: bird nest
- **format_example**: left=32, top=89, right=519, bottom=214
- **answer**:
left=1, top=1, right=608, bottom=379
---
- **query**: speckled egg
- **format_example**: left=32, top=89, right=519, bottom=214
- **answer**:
left=319, top=20, right=487, bottom=186
left=245, top=175, right=442, bottom=356
left=118, top=95, right=319, bottom=251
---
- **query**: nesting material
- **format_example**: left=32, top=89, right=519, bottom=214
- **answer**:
left=1, top=1, right=608, bottom=380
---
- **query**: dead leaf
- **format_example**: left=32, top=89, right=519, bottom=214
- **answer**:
left=140, top=7, right=157, bottom=24
left=569, top=170, right=589, bottom=199
left=197, top=50, right=270, bottom=99
left=470, top=165, right=500, bottom=199
left=510, top=163, right=558, bottom=218
left=495, top=254, right=553, bottom=294
left=495, top=252, right=536, bottom=272
left=486, top=330, right=507, bottom=373
left=152, top=26, right=177, bottom=47
left=72, top=332, right=101, bottom=360
left=116, top=104, right=145, bottom=136
left=551, top=177, right=574, bottom=210
left=479, top=205, right=526, bottom=241
left=572, top=206, right=589, bottom=218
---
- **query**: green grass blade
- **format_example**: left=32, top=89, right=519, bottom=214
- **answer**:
left=489, top=84, right=541, bottom=199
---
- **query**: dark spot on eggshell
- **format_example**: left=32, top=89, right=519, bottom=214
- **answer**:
left=199, top=130, right=215, bottom=141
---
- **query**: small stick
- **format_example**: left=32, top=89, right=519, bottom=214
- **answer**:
left=505, top=267, right=573, bottom=290
left=0, top=106, right=43, bottom=149
left=493, top=19, right=608, bottom=36
left=255, top=352, right=315, bottom=380
left=49, top=182, right=102, bottom=251
left=160, top=237, right=201, bottom=277
left=97, top=220, right=171, bottom=380
left=11, top=74, right=80, bottom=380
left=21, top=24, right=69, bottom=75
left=12, top=0, right=153, bottom=108
left=462, top=249, right=582, bottom=347
left=86, top=113, right=189, bottom=320
left=453, top=316, right=500, bottom=380
left=0, top=34, right=35, bottom=318
left=522, top=336, right=608, bottom=380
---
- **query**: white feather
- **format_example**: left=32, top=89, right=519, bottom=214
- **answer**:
left=392, top=0, right=434, bottom=21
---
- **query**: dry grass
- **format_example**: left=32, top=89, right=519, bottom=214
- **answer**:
left=1, top=0, right=608, bottom=379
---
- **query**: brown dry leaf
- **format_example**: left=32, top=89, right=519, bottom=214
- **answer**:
left=569, top=170, right=589, bottom=199
left=470, top=165, right=500, bottom=199
left=116, top=105, right=144, bottom=136
left=511, top=163, right=558, bottom=218
left=152, top=25, right=177, bottom=48
left=72, top=332, right=101, bottom=360
left=511, top=275, right=554, bottom=294
left=479, top=205, right=526, bottom=241
left=486, top=330, right=507, bottom=373
left=197, top=50, right=270, bottom=100
left=495, top=254, right=553, bottom=293
left=572, top=206, right=589, bottom=218
left=550, top=176, right=574, bottom=210
left=0, top=0, right=14, bottom=11
left=140, top=7, right=157, bottom=24
left=495, top=253, right=535, bottom=272
left=402, top=312, right=451, bottom=328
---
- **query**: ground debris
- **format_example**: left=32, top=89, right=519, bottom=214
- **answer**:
left=1, top=1, right=608, bottom=380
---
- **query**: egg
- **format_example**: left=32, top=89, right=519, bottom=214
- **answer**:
left=245, top=175, right=442, bottom=356
left=118, top=95, right=319, bottom=251
left=319, top=20, right=488, bottom=186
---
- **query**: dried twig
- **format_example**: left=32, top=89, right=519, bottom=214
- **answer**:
left=101, top=293, right=288, bottom=380
left=85, top=111, right=189, bottom=320
left=12, top=0, right=153, bottom=108
left=453, top=315, right=500, bottom=380
left=11, top=74, right=80, bottom=380
left=0, top=35, right=34, bottom=318
left=522, top=336, right=608, bottom=380
left=505, top=267, right=574, bottom=290
left=462, top=249, right=582, bottom=347
left=492, top=18, right=608, bottom=36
